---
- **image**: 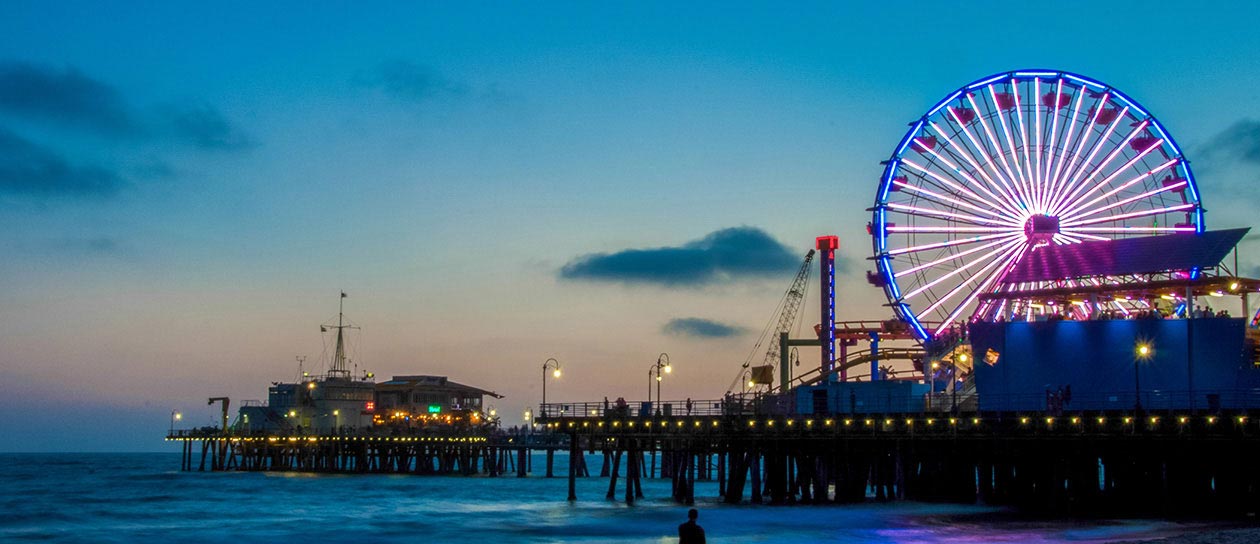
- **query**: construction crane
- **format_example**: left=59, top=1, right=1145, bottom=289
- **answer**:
left=727, top=249, right=815, bottom=394
left=207, top=397, right=229, bottom=434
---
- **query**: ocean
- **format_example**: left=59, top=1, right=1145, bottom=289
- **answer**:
left=0, top=452, right=1242, bottom=543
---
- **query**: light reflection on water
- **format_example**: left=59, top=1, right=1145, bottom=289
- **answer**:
left=0, top=452, right=1218, bottom=543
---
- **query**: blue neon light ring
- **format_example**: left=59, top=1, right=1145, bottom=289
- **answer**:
left=870, top=69, right=1204, bottom=340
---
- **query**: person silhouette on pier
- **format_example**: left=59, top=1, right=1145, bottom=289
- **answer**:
left=678, top=508, right=705, bottom=543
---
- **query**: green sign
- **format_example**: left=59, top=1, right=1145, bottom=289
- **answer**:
left=427, top=405, right=442, bottom=413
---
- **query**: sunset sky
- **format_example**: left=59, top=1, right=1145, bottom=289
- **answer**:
left=3, top=1, right=1260, bottom=451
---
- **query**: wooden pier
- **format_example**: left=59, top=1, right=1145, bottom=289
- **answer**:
left=169, top=404, right=1260, bottom=518
left=543, top=404, right=1260, bottom=517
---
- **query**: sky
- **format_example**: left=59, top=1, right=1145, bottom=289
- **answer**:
left=2, top=1, right=1260, bottom=451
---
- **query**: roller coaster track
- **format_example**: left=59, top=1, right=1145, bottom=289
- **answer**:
left=771, top=347, right=924, bottom=393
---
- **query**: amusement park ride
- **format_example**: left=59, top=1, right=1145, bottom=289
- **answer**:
left=734, top=69, right=1260, bottom=414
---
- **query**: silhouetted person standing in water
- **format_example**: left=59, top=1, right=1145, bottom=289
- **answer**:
left=678, top=508, right=705, bottom=543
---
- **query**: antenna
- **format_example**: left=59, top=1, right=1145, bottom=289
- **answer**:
left=296, top=355, right=307, bottom=380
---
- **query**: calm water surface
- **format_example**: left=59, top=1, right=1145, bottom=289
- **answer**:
left=0, top=452, right=1220, bottom=543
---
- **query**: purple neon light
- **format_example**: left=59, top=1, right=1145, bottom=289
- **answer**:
left=928, top=120, right=1025, bottom=215
left=966, top=92, right=1027, bottom=208
left=1054, top=140, right=1167, bottom=218
left=885, top=232, right=1016, bottom=256
left=942, top=109, right=1025, bottom=212
left=899, top=238, right=1025, bottom=301
left=1057, top=158, right=1179, bottom=220
left=892, top=180, right=1014, bottom=221
left=1061, top=180, right=1188, bottom=224
left=894, top=233, right=1023, bottom=278
left=885, top=203, right=1021, bottom=227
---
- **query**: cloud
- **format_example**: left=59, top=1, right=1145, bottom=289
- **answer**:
left=0, top=126, right=122, bottom=197
left=1202, top=120, right=1260, bottom=165
left=358, top=60, right=469, bottom=102
left=0, top=60, right=253, bottom=150
left=662, top=317, right=747, bottom=339
left=0, top=61, right=139, bottom=136
left=161, top=103, right=255, bottom=150
left=559, top=226, right=801, bottom=287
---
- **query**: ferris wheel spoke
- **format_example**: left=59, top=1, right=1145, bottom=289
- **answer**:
left=886, top=203, right=1021, bottom=227
left=1046, top=91, right=1110, bottom=213
left=911, top=142, right=1025, bottom=217
left=893, top=233, right=1024, bottom=278
left=1055, top=158, right=1179, bottom=221
left=1038, top=79, right=1063, bottom=209
left=966, top=92, right=1029, bottom=209
left=1045, top=85, right=1090, bottom=212
left=989, top=84, right=1035, bottom=210
left=942, top=107, right=1025, bottom=206
left=891, top=178, right=1018, bottom=222
left=1060, top=177, right=1187, bottom=225
left=1054, top=135, right=1165, bottom=218
left=921, top=240, right=1027, bottom=326
left=898, top=237, right=1025, bottom=302
left=900, top=158, right=1018, bottom=216
left=1010, top=79, right=1040, bottom=209
left=1061, top=203, right=1195, bottom=228
left=1068, top=225, right=1194, bottom=234
left=928, top=120, right=1025, bottom=214
left=885, top=232, right=1018, bottom=256
left=887, top=226, right=1015, bottom=234
left=1049, top=112, right=1139, bottom=214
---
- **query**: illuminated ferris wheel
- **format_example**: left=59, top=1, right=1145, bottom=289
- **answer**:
left=870, top=70, right=1204, bottom=341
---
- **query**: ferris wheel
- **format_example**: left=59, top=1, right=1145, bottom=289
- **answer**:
left=870, top=70, right=1203, bottom=341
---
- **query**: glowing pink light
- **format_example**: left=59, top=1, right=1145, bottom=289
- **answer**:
left=1049, top=112, right=1137, bottom=214
left=992, top=83, right=1034, bottom=208
left=894, top=234, right=1023, bottom=278
left=886, top=203, right=1020, bottom=227
left=1033, top=77, right=1044, bottom=209
left=1045, top=87, right=1088, bottom=209
left=886, top=232, right=1016, bottom=256
left=899, top=238, right=1025, bottom=301
left=1055, top=137, right=1165, bottom=217
left=927, top=121, right=1025, bottom=216
left=890, top=181, right=1014, bottom=222
left=1062, top=203, right=1194, bottom=227
left=886, top=226, right=1013, bottom=233
left=1057, top=158, right=1178, bottom=220
left=1061, top=180, right=1187, bottom=225
left=1048, top=93, right=1112, bottom=208
left=925, top=241, right=1027, bottom=326
left=939, top=114, right=1024, bottom=214
left=968, top=91, right=1028, bottom=207
left=1063, top=226, right=1196, bottom=233
left=900, top=158, right=1012, bottom=216
left=1039, top=79, right=1063, bottom=209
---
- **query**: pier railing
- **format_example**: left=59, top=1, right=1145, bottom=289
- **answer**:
left=540, top=388, right=1260, bottom=420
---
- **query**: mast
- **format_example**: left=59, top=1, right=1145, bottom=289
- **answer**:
left=327, top=291, right=355, bottom=378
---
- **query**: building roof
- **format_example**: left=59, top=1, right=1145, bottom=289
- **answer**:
left=1002, top=228, right=1249, bottom=284
left=376, top=375, right=503, bottom=398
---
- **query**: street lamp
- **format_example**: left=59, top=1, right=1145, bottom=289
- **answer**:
left=542, top=358, right=561, bottom=418
left=169, top=410, right=182, bottom=434
left=648, top=353, right=672, bottom=415
left=1135, top=342, right=1153, bottom=414
left=524, top=409, right=533, bottom=433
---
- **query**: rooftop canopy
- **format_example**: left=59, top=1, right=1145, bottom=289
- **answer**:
left=1002, top=228, right=1249, bottom=284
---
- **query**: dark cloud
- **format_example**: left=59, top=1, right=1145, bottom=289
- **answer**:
left=559, top=226, right=801, bottom=287
left=162, top=103, right=255, bottom=150
left=0, top=127, right=122, bottom=197
left=0, top=61, right=139, bottom=135
left=662, top=317, right=747, bottom=339
left=1203, top=120, right=1260, bottom=165
left=0, top=60, right=253, bottom=151
left=360, top=60, right=469, bottom=101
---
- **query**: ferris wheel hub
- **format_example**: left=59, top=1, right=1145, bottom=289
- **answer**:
left=1024, top=215, right=1060, bottom=247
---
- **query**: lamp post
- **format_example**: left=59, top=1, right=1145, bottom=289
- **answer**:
left=1135, top=342, right=1153, bottom=414
left=542, top=357, right=561, bottom=419
left=524, top=409, right=533, bottom=434
left=169, top=410, right=182, bottom=434
left=952, top=352, right=968, bottom=414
